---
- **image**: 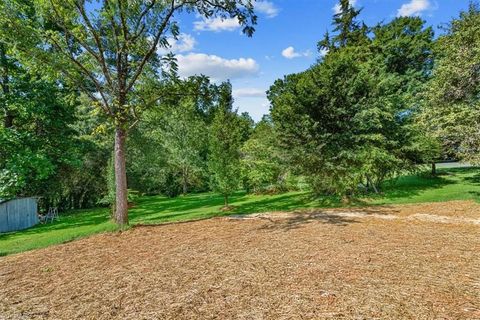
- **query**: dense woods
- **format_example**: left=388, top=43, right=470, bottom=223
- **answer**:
left=1, top=0, right=479, bottom=225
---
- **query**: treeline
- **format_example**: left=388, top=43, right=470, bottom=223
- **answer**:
left=1, top=1, right=479, bottom=221
left=0, top=68, right=287, bottom=209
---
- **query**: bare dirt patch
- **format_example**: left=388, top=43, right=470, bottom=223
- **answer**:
left=0, top=201, right=479, bottom=319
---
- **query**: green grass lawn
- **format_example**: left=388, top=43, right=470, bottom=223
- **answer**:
left=1, top=167, right=479, bottom=256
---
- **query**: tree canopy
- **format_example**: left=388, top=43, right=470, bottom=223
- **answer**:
left=1, top=0, right=256, bottom=225
left=270, top=12, right=436, bottom=195
left=420, top=3, right=480, bottom=164
left=0, top=0, right=478, bottom=218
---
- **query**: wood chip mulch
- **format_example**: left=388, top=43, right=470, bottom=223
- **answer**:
left=0, top=201, right=479, bottom=319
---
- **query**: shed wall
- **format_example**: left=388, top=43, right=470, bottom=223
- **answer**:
left=0, top=198, right=39, bottom=233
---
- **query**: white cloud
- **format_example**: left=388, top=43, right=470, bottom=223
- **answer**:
left=255, top=1, right=279, bottom=18
left=176, top=53, right=259, bottom=81
left=157, top=33, right=196, bottom=55
left=282, top=47, right=300, bottom=59
left=397, top=0, right=431, bottom=17
left=333, top=0, right=357, bottom=14
left=281, top=46, right=311, bottom=59
left=233, top=88, right=266, bottom=98
left=194, top=17, right=240, bottom=32
left=193, top=1, right=279, bottom=32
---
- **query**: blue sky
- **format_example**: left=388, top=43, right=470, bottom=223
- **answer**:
left=167, top=0, right=471, bottom=121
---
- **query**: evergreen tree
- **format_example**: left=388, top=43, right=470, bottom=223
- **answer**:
left=271, top=16, right=435, bottom=196
left=332, top=0, right=362, bottom=47
left=319, top=0, right=367, bottom=52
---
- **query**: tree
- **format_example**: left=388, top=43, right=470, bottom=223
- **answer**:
left=270, top=16, right=435, bottom=196
left=237, top=112, right=255, bottom=143
left=1, top=0, right=256, bottom=226
left=127, top=76, right=227, bottom=197
left=208, top=83, right=242, bottom=208
left=420, top=3, right=480, bottom=164
left=0, top=44, right=14, bottom=128
left=241, top=116, right=285, bottom=193
left=162, top=99, right=207, bottom=195
left=318, top=0, right=367, bottom=51
left=0, top=43, right=82, bottom=202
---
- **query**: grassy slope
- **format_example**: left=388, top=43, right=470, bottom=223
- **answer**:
left=1, top=167, right=478, bottom=256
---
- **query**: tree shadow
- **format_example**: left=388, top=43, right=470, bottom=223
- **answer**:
left=462, top=172, right=480, bottom=185
left=256, top=212, right=358, bottom=231
left=133, top=193, right=238, bottom=213
left=253, top=205, right=399, bottom=231
left=3, top=167, right=478, bottom=254
left=370, top=172, right=456, bottom=203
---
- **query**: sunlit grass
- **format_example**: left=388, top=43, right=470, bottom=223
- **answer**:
left=1, top=167, right=478, bottom=256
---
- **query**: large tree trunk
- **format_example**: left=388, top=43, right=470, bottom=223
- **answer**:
left=431, top=162, right=436, bottom=176
left=114, top=126, right=129, bottom=227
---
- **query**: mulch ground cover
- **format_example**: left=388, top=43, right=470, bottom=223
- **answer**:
left=0, top=201, right=479, bottom=319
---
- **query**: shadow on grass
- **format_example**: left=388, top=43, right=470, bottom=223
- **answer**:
left=131, top=191, right=356, bottom=225
left=2, top=167, right=479, bottom=256
left=462, top=172, right=480, bottom=185
left=130, top=193, right=231, bottom=217
left=468, top=191, right=480, bottom=197
left=369, top=173, right=455, bottom=203
left=0, top=209, right=111, bottom=241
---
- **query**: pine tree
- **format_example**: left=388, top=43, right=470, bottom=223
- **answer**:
left=333, top=0, right=361, bottom=47
left=319, top=0, right=367, bottom=52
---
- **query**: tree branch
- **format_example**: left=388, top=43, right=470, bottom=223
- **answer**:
left=126, top=0, right=181, bottom=92
left=73, top=0, right=115, bottom=90
left=47, top=35, right=112, bottom=115
left=131, top=0, right=157, bottom=38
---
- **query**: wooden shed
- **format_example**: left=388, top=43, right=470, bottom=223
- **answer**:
left=0, top=198, right=39, bottom=233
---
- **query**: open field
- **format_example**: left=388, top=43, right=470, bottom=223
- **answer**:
left=0, top=201, right=479, bottom=319
left=0, top=167, right=479, bottom=256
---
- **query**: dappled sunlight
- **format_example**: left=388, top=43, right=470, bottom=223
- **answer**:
left=1, top=168, right=480, bottom=256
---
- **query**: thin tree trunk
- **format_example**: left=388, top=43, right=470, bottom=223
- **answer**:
left=431, top=162, right=436, bottom=176
left=183, top=182, right=187, bottom=195
left=224, top=195, right=228, bottom=207
left=114, top=125, right=129, bottom=227
left=371, top=183, right=379, bottom=194
left=79, top=188, right=88, bottom=209
left=182, top=167, right=188, bottom=195
left=366, top=176, right=379, bottom=194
